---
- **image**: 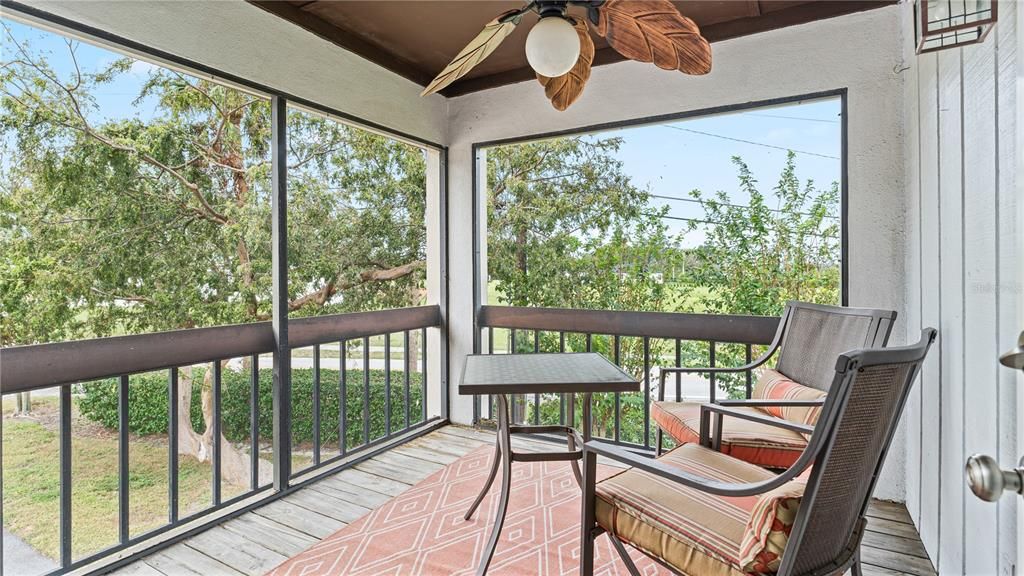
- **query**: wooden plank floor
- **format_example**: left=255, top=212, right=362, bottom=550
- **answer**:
left=109, top=426, right=936, bottom=576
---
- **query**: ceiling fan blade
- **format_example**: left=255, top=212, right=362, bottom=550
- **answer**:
left=596, top=0, right=711, bottom=75
left=420, top=9, right=523, bottom=96
left=536, top=17, right=594, bottom=111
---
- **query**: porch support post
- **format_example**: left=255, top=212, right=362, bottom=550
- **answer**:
left=426, top=146, right=448, bottom=421
left=271, top=95, right=291, bottom=490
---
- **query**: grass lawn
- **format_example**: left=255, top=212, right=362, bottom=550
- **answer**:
left=2, top=398, right=309, bottom=562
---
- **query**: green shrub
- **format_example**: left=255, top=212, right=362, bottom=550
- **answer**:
left=78, top=367, right=424, bottom=449
left=78, top=374, right=206, bottom=435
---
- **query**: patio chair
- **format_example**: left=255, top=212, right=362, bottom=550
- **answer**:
left=580, top=328, right=936, bottom=576
left=652, top=301, right=897, bottom=468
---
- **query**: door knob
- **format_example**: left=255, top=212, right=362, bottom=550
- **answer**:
left=965, top=454, right=1024, bottom=501
left=966, top=331, right=1024, bottom=502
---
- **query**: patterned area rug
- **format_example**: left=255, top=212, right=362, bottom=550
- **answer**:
left=267, top=444, right=670, bottom=575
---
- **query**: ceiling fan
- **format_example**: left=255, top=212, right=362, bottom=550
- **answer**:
left=420, top=0, right=712, bottom=111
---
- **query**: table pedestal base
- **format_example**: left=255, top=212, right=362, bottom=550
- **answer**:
left=468, top=392, right=592, bottom=576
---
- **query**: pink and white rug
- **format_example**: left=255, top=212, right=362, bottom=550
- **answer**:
left=267, top=444, right=669, bottom=575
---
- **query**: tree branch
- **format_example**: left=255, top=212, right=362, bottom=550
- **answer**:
left=283, top=260, right=426, bottom=316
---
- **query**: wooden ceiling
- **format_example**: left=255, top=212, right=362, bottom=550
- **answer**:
left=250, top=1, right=896, bottom=97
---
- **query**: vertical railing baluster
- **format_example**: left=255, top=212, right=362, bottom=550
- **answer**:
left=404, top=331, right=411, bottom=429
left=559, top=332, right=566, bottom=426
left=363, top=336, right=371, bottom=445
left=709, top=341, right=717, bottom=404
left=675, top=339, right=682, bottom=402
left=614, top=335, right=621, bottom=443
left=250, top=355, right=259, bottom=491
left=585, top=333, right=592, bottom=352
left=385, top=334, right=392, bottom=437
left=642, top=338, right=651, bottom=449
left=510, top=328, right=520, bottom=421
left=313, top=345, right=321, bottom=466
left=745, top=344, right=753, bottom=399
left=59, top=384, right=72, bottom=567
left=169, top=368, right=179, bottom=522
left=487, top=327, right=494, bottom=422
left=536, top=330, right=544, bottom=424
left=421, top=327, right=428, bottom=423
left=212, top=362, right=222, bottom=504
left=118, top=375, right=129, bottom=543
left=340, top=340, right=347, bottom=455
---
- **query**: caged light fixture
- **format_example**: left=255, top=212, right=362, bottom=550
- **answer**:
left=916, top=0, right=998, bottom=54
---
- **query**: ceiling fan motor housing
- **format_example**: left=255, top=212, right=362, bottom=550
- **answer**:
left=535, top=1, right=570, bottom=18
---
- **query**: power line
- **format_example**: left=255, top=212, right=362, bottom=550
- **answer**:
left=648, top=193, right=840, bottom=220
left=662, top=125, right=841, bottom=160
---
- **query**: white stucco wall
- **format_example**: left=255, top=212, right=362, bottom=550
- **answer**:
left=11, top=0, right=448, bottom=145
left=445, top=5, right=908, bottom=501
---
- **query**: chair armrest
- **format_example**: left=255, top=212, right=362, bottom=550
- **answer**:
left=700, top=403, right=814, bottom=436
left=718, top=399, right=825, bottom=408
left=658, top=362, right=764, bottom=376
left=658, top=338, right=781, bottom=379
left=583, top=439, right=803, bottom=498
left=657, top=352, right=774, bottom=402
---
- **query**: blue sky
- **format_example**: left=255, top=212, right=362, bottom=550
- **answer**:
left=597, top=98, right=842, bottom=244
left=4, top=17, right=841, bottom=250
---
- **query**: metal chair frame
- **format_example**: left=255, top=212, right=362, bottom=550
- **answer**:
left=581, top=328, right=936, bottom=576
left=655, top=300, right=897, bottom=456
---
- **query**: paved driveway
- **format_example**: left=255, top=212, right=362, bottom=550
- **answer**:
left=3, top=529, right=57, bottom=576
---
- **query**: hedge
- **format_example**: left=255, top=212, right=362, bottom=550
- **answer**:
left=78, top=367, right=424, bottom=449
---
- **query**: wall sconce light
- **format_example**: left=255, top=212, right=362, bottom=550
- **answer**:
left=916, top=0, right=998, bottom=54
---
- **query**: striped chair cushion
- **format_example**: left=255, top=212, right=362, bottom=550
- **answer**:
left=752, top=369, right=826, bottom=426
left=595, top=443, right=796, bottom=576
left=739, top=478, right=806, bottom=572
left=651, top=401, right=808, bottom=469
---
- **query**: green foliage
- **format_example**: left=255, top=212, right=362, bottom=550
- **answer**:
left=225, top=367, right=424, bottom=448
left=77, top=367, right=424, bottom=447
left=78, top=374, right=205, bottom=435
left=685, top=153, right=840, bottom=318
left=486, top=145, right=840, bottom=403
left=0, top=29, right=428, bottom=342
left=486, top=136, right=684, bottom=312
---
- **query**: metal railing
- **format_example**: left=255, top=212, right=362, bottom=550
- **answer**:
left=475, top=305, right=780, bottom=450
left=0, top=305, right=443, bottom=575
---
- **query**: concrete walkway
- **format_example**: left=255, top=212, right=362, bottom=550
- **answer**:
left=3, top=529, right=57, bottom=576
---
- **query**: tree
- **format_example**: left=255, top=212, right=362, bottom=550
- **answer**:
left=485, top=136, right=685, bottom=427
left=685, top=153, right=840, bottom=317
left=485, top=141, right=839, bottom=428
left=1, top=29, right=427, bottom=484
left=681, top=153, right=841, bottom=396
left=486, top=136, right=682, bottom=312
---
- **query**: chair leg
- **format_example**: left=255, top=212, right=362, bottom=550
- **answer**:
left=655, top=427, right=664, bottom=457
left=579, top=448, right=598, bottom=576
left=850, top=548, right=864, bottom=576
left=608, top=533, right=642, bottom=576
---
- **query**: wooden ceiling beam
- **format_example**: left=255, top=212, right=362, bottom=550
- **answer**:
left=249, top=0, right=896, bottom=98
left=442, top=0, right=894, bottom=97
left=248, top=0, right=436, bottom=87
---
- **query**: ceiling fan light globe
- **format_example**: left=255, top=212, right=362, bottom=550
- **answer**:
left=525, top=16, right=581, bottom=77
